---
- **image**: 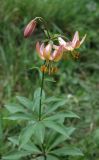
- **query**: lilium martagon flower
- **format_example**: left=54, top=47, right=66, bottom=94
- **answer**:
left=36, top=42, right=63, bottom=62
left=58, top=31, right=86, bottom=51
left=36, top=42, right=63, bottom=74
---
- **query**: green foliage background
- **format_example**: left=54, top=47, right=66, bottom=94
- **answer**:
left=0, top=0, right=99, bottom=159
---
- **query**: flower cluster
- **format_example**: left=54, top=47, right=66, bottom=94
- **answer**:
left=24, top=18, right=86, bottom=74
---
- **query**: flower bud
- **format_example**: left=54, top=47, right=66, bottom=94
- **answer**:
left=24, top=19, right=36, bottom=38
left=40, top=65, right=48, bottom=73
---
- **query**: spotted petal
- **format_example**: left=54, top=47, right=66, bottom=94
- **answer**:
left=72, top=31, right=79, bottom=48
left=52, top=45, right=63, bottom=62
left=43, top=43, right=52, bottom=60
left=36, top=42, right=45, bottom=60
left=58, top=37, right=66, bottom=46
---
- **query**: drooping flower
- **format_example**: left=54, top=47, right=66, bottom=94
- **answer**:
left=58, top=31, right=86, bottom=51
left=36, top=42, right=63, bottom=62
left=24, top=19, right=37, bottom=38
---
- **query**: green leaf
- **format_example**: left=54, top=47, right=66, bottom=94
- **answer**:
left=2, top=150, right=32, bottom=160
left=44, top=97, right=60, bottom=103
left=22, top=142, right=41, bottom=153
left=43, top=112, right=79, bottom=121
left=45, top=77, right=56, bottom=82
left=36, top=156, right=44, bottom=160
left=8, top=136, right=19, bottom=146
left=43, top=121, right=69, bottom=138
left=47, top=127, right=75, bottom=150
left=34, top=122, right=45, bottom=144
left=30, top=66, right=42, bottom=80
left=5, top=104, right=26, bottom=113
left=51, top=146, right=84, bottom=156
left=47, top=155, right=59, bottom=160
left=4, top=113, right=32, bottom=121
left=16, top=96, right=33, bottom=110
left=45, top=99, right=67, bottom=115
left=0, top=114, right=3, bottom=147
left=93, top=128, right=99, bottom=144
left=8, top=137, right=41, bottom=154
left=19, top=123, right=37, bottom=148
left=34, top=87, right=45, bottom=100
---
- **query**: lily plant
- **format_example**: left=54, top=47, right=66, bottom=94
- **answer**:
left=3, top=17, right=86, bottom=160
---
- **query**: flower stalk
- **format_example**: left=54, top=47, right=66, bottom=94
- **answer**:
left=39, top=63, right=45, bottom=121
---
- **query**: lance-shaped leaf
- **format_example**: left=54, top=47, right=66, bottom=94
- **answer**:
left=34, top=122, right=45, bottom=144
left=51, top=146, right=84, bottom=156
left=2, top=150, right=32, bottom=160
left=43, top=120, right=70, bottom=138
left=44, top=99, right=67, bottom=116
left=16, top=96, right=33, bottom=110
left=8, top=136, right=41, bottom=154
left=19, top=123, right=37, bottom=148
left=5, top=104, right=26, bottom=113
left=4, top=113, right=33, bottom=121
left=43, top=111, right=79, bottom=121
left=22, top=142, right=41, bottom=153
left=46, top=127, right=75, bottom=150
left=47, top=155, right=59, bottom=160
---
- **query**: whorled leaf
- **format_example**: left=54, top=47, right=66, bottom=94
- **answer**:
left=43, top=120, right=70, bottom=138
left=34, top=122, right=45, bottom=144
left=2, top=150, right=32, bottom=160
left=16, top=96, right=33, bottom=110
left=51, top=146, right=84, bottom=156
left=19, top=123, right=37, bottom=148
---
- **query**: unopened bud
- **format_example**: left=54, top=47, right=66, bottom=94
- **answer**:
left=24, top=19, right=36, bottom=38
left=40, top=65, right=48, bottom=73
left=51, top=67, right=58, bottom=74
left=74, top=52, right=80, bottom=59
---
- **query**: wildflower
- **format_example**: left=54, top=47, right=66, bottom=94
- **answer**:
left=36, top=42, right=63, bottom=74
left=36, top=42, right=63, bottom=62
left=58, top=31, right=86, bottom=51
left=24, top=19, right=36, bottom=38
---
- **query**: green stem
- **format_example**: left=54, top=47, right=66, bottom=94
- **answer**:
left=39, top=70, right=45, bottom=120
left=38, top=17, right=51, bottom=40
left=42, top=143, right=47, bottom=160
left=44, top=155, right=47, bottom=160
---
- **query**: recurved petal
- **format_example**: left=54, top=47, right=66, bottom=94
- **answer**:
left=36, top=42, right=45, bottom=60
left=53, top=45, right=60, bottom=50
left=52, top=45, right=63, bottom=62
left=45, top=43, right=52, bottom=53
left=72, top=31, right=79, bottom=48
left=43, top=43, right=52, bottom=60
left=65, top=42, right=74, bottom=51
left=80, top=34, right=86, bottom=45
left=58, top=37, right=66, bottom=46
left=40, top=43, right=45, bottom=56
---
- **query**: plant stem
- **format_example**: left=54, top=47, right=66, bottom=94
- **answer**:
left=44, top=155, right=47, bottom=160
left=38, top=17, right=51, bottom=39
left=39, top=70, right=45, bottom=120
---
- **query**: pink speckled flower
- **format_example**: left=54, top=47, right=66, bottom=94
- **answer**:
left=24, top=19, right=36, bottom=38
left=36, top=42, right=63, bottom=62
left=58, top=31, right=86, bottom=51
